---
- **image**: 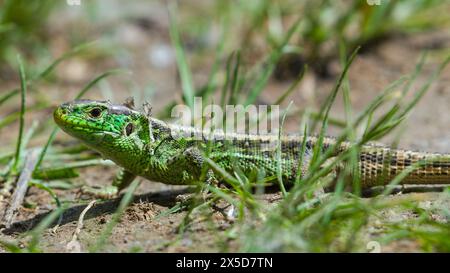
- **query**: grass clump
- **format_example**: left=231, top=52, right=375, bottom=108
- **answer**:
left=179, top=0, right=449, bottom=77
left=155, top=6, right=450, bottom=252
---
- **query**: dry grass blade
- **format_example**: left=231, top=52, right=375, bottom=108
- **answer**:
left=1, top=148, right=39, bottom=228
left=66, top=200, right=97, bottom=253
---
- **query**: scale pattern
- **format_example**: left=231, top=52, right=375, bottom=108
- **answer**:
left=54, top=100, right=450, bottom=188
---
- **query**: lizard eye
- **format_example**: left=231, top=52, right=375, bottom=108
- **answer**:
left=125, top=123, right=134, bottom=136
left=89, top=108, right=102, bottom=118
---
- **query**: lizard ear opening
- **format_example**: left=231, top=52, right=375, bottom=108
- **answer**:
left=125, top=123, right=134, bottom=136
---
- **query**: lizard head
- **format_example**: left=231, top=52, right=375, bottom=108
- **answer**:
left=54, top=99, right=150, bottom=160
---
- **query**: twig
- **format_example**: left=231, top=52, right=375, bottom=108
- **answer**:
left=66, top=200, right=96, bottom=253
left=1, top=148, right=40, bottom=228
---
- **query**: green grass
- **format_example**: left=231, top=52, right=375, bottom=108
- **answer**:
left=11, top=54, right=26, bottom=175
left=190, top=0, right=450, bottom=76
left=152, top=3, right=450, bottom=253
left=163, top=9, right=450, bottom=251
left=0, top=42, right=130, bottom=252
left=237, top=53, right=450, bottom=252
left=1, top=0, right=449, bottom=253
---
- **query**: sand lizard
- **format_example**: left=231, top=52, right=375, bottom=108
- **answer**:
left=53, top=99, right=450, bottom=196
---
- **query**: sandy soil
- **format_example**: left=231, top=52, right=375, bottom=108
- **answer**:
left=0, top=2, right=449, bottom=252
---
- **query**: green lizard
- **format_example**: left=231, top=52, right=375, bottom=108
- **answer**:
left=53, top=99, right=450, bottom=197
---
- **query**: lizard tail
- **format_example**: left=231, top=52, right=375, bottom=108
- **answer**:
left=358, top=147, right=450, bottom=187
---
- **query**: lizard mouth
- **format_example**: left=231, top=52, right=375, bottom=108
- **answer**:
left=53, top=106, right=119, bottom=137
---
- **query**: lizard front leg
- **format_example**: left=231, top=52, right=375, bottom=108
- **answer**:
left=168, top=146, right=218, bottom=202
left=81, top=168, right=136, bottom=199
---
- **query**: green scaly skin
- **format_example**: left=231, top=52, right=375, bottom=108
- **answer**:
left=53, top=100, right=450, bottom=197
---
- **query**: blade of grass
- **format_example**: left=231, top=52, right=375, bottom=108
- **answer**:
left=220, top=51, right=236, bottom=109
left=276, top=101, right=293, bottom=197
left=28, top=180, right=63, bottom=226
left=310, top=46, right=360, bottom=133
left=228, top=51, right=241, bottom=105
left=274, top=65, right=307, bottom=105
left=11, top=55, right=27, bottom=175
left=295, top=110, right=310, bottom=185
left=245, top=16, right=303, bottom=105
left=339, top=40, right=360, bottom=195
left=310, top=46, right=360, bottom=168
left=399, top=54, right=450, bottom=117
left=168, top=2, right=195, bottom=109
